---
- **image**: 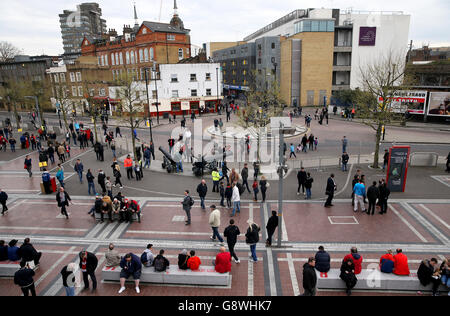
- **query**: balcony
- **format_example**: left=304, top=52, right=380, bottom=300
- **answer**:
left=332, top=84, right=351, bottom=91
left=333, top=65, right=352, bottom=72
left=334, top=42, right=352, bottom=53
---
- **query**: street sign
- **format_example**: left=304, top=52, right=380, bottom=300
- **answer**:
left=386, top=146, right=411, bottom=192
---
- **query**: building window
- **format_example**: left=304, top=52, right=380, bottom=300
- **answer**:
left=144, top=48, right=149, bottom=62
left=99, top=88, right=106, bottom=96
left=131, top=51, right=135, bottom=64
left=167, top=34, right=175, bottom=41
left=190, top=74, right=197, bottom=81
left=142, top=28, right=147, bottom=35
left=258, top=58, right=262, bottom=64
left=78, top=86, right=83, bottom=97
left=115, top=53, right=119, bottom=65
left=150, top=48, right=154, bottom=60
left=119, top=52, right=123, bottom=65
left=206, top=89, right=212, bottom=96
left=54, top=74, right=59, bottom=83
left=171, top=74, right=178, bottom=83
left=191, top=89, right=197, bottom=97
left=206, top=73, right=211, bottom=81
left=98, top=56, right=101, bottom=66
left=76, top=72, right=82, bottom=82
left=140, top=68, right=145, bottom=80
left=178, top=48, right=184, bottom=60
left=186, top=48, right=190, bottom=57
left=126, top=52, right=130, bottom=64
left=112, top=70, right=116, bottom=81
left=60, top=73, right=66, bottom=82
left=89, top=88, right=95, bottom=97
left=152, top=90, right=157, bottom=99
left=72, top=86, right=77, bottom=97
left=139, top=49, right=144, bottom=63
left=172, top=90, right=179, bottom=98
left=111, top=53, right=115, bottom=66
left=104, top=55, right=108, bottom=66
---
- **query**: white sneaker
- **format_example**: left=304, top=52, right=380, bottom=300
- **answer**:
left=234, top=259, right=240, bottom=264
left=118, top=287, right=126, bottom=294
left=135, top=287, right=140, bottom=294
left=296, top=192, right=300, bottom=196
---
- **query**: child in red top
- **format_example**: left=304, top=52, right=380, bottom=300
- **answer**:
left=187, top=250, right=201, bottom=271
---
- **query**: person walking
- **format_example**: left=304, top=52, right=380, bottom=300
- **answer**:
left=182, top=190, right=194, bottom=225
left=383, top=149, right=390, bottom=171
left=79, top=251, right=98, bottom=292
left=0, top=189, right=8, bottom=216
left=14, top=261, right=36, bottom=296
left=353, top=179, right=366, bottom=213
left=342, top=136, right=348, bottom=153
left=209, top=205, right=224, bottom=246
left=265, top=210, right=278, bottom=247
left=245, top=220, right=260, bottom=263
left=297, top=168, right=307, bottom=196
left=56, top=165, right=64, bottom=188
left=342, top=152, right=350, bottom=172
left=86, top=169, right=96, bottom=196
left=124, top=155, right=134, bottom=180
left=302, top=257, right=318, bottom=296
left=231, top=182, right=241, bottom=217
left=446, top=152, right=450, bottom=173
left=24, top=155, right=33, bottom=178
left=305, top=173, right=314, bottom=200
left=367, top=181, right=380, bottom=216
left=324, top=174, right=336, bottom=208
left=241, top=163, right=251, bottom=193
left=113, top=164, right=123, bottom=189
left=378, top=180, right=390, bottom=214
left=197, top=179, right=208, bottom=211
left=56, top=187, right=72, bottom=219
left=259, top=176, right=268, bottom=202
left=98, top=170, right=107, bottom=195
left=289, top=143, right=297, bottom=158
left=212, top=168, right=221, bottom=193
left=224, top=219, right=240, bottom=263
left=74, top=159, right=84, bottom=184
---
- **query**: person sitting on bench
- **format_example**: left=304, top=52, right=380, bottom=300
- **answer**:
left=0, top=240, right=8, bottom=261
left=187, top=250, right=201, bottom=271
left=105, top=243, right=121, bottom=268
left=178, top=249, right=189, bottom=270
left=213, top=247, right=231, bottom=274
left=8, top=240, right=21, bottom=262
left=118, top=253, right=142, bottom=294
left=379, top=249, right=394, bottom=273
left=393, top=249, right=410, bottom=276
left=417, top=258, right=441, bottom=296
left=18, top=238, right=42, bottom=266
left=153, top=249, right=170, bottom=272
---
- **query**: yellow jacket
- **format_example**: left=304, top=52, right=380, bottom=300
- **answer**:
left=212, top=171, right=220, bottom=181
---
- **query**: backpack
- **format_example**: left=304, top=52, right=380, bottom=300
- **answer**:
left=154, top=257, right=166, bottom=272
left=42, top=173, right=50, bottom=182
left=237, top=182, right=245, bottom=195
left=189, top=196, right=194, bottom=207
left=140, top=252, right=148, bottom=265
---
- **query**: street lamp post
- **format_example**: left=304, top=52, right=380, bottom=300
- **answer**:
left=143, top=68, right=154, bottom=143
left=216, top=67, right=220, bottom=113
left=25, top=95, right=43, bottom=128
left=153, top=63, right=160, bottom=124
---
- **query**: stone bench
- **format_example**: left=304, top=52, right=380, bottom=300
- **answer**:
left=0, top=261, right=39, bottom=277
left=316, top=269, right=447, bottom=292
left=102, top=266, right=230, bottom=286
left=94, top=211, right=141, bottom=222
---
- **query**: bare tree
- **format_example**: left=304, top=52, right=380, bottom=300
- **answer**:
left=113, top=71, right=144, bottom=159
left=52, top=85, right=71, bottom=132
left=0, top=41, right=22, bottom=62
left=356, top=51, right=413, bottom=168
left=82, top=82, right=102, bottom=143
left=0, top=79, right=27, bottom=129
left=236, top=72, right=284, bottom=162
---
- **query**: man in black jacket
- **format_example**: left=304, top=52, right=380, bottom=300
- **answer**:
left=56, top=187, right=72, bottom=219
left=302, top=257, right=317, bottom=296
left=241, top=164, right=251, bottom=193
left=314, top=246, right=331, bottom=273
left=378, top=180, right=390, bottom=215
left=297, top=168, right=307, bottom=196
left=0, top=189, right=8, bottom=215
left=224, top=219, right=240, bottom=263
left=417, top=258, right=441, bottom=296
left=324, top=174, right=336, bottom=208
left=97, top=170, right=107, bottom=195
left=367, top=181, right=380, bottom=216
left=18, top=238, right=42, bottom=266
left=14, top=261, right=36, bottom=296
left=197, top=180, right=208, bottom=210
left=79, top=251, right=98, bottom=292
left=266, top=211, right=279, bottom=247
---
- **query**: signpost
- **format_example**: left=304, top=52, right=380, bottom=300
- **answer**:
left=386, top=146, right=411, bottom=192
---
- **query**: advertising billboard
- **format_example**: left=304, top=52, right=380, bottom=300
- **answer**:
left=378, top=90, right=428, bottom=114
left=359, top=27, right=377, bottom=46
left=386, top=146, right=411, bottom=193
left=427, top=92, right=450, bottom=117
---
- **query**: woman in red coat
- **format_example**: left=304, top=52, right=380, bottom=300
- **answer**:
left=393, top=249, right=410, bottom=276
left=343, top=247, right=363, bottom=275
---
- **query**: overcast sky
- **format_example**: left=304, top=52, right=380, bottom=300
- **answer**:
left=0, top=0, right=449, bottom=56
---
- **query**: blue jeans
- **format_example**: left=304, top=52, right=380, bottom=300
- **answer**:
left=144, top=158, right=151, bottom=168
left=112, top=149, right=116, bottom=158
left=250, top=244, right=257, bottom=262
left=306, top=188, right=311, bottom=200
left=232, top=201, right=241, bottom=216
left=442, top=275, right=450, bottom=287
left=88, top=182, right=96, bottom=195
left=342, top=163, right=348, bottom=171
left=211, top=227, right=223, bottom=242
left=65, top=286, right=75, bottom=296
left=200, top=197, right=206, bottom=210
left=78, top=172, right=83, bottom=183
left=343, top=145, right=347, bottom=153
left=177, top=162, right=183, bottom=173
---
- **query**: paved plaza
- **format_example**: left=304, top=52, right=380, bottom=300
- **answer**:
left=0, top=111, right=449, bottom=296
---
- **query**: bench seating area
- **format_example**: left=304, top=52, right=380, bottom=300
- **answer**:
left=102, top=266, right=230, bottom=286
left=0, top=261, right=39, bottom=277
left=94, top=212, right=141, bottom=222
left=316, top=269, right=447, bottom=292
